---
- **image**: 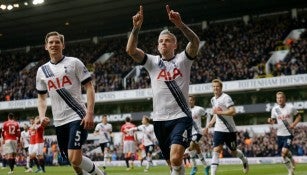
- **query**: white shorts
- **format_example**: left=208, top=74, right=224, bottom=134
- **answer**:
left=123, top=140, right=136, bottom=154
left=4, top=140, right=17, bottom=154
left=29, top=143, right=44, bottom=155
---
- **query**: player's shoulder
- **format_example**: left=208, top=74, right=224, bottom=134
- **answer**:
left=271, top=104, right=279, bottom=110
left=63, top=56, right=83, bottom=64
left=285, top=103, right=295, bottom=109
left=195, top=105, right=205, bottom=110
left=221, top=93, right=231, bottom=99
left=64, top=56, right=79, bottom=61
left=145, top=54, right=161, bottom=65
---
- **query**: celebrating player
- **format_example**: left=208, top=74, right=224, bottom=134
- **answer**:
left=204, top=79, right=249, bottom=175
left=94, top=114, right=112, bottom=169
left=267, top=91, right=301, bottom=175
left=187, top=95, right=208, bottom=175
left=36, top=31, right=105, bottom=175
left=126, top=5, right=200, bottom=175
left=128, top=115, right=156, bottom=172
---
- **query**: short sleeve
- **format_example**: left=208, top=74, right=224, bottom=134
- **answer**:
left=74, top=58, right=92, bottom=85
left=36, top=67, right=48, bottom=93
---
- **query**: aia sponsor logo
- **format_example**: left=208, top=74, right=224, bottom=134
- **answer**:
left=277, top=114, right=290, bottom=120
left=47, top=75, right=72, bottom=91
left=157, top=68, right=182, bottom=81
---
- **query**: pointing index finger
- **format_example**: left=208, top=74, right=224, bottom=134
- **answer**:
left=140, top=5, right=143, bottom=15
left=166, top=4, right=170, bottom=14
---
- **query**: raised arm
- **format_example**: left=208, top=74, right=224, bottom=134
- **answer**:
left=126, top=5, right=145, bottom=63
left=166, top=5, right=200, bottom=58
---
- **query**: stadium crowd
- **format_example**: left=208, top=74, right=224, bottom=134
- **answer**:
left=1, top=125, right=306, bottom=167
left=0, top=13, right=306, bottom=101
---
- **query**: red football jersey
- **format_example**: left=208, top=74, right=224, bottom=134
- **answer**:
left=29, top=124, right=44, bottom=144
left=121, top=122, right=136, bottom=141
left=35, top=124, right=44, bottom=143
left=2, top=120, right=20, bottom=141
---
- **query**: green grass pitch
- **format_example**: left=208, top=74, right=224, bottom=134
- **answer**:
left=2, top=163, right=307, bottom=175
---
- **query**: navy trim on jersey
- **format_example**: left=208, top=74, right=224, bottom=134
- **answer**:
left=37, top=90, right=48, bottom=94
left=275, top=108, right=293, bottom=136
left=56, top=88, right=86, bottom=119
left=50, top=56, right=65, bottom=65
left=165, top=80, right=201, bottom=134
left=217, top=115, right=235, bottom=132
left=184, top=50, right=196, bottom=60
left=39, top=65, right=54, bottom=93
left=140, top=54, right=148, bottom=65
left=81, top=77, right=92, bottom=85
left=42, top=65, right=55, bottom=78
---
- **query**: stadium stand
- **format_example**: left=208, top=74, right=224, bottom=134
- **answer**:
left=0, top=12, right=306, bottom=101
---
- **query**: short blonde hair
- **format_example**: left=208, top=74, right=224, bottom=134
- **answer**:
left=276, top=91, right=286, bottom=98
left=159, top=29, right=177, bottom=44
left=143, top=115, right=150, bottom=122
left=45, top=31, right=65, bottom=44
left=212, top=79, right=223, bottom=88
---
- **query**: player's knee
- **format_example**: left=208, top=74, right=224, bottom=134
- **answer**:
left=213, top=146, right=222, bottom=153
left=170, top=153, right=182, bottom=166
left=68, top=155, right=82, bottom=167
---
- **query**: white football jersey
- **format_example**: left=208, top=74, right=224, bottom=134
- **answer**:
left=137, top=124, right=156, bottom=146
left=271, top=103, right=298, bottom=136
left=95, top=122, right=112, bottom=143
left=36, top=56, right=92, bottom=127
left=20, top=130, right=30, bottom=148
left=191, top=105, right=206, bottom=134
left=143, top=51, right=193, bottom=121
left=211, top=93, right=237, bottom=132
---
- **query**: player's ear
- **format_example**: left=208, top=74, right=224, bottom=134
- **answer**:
left=45, top=44, right=48, bottom=51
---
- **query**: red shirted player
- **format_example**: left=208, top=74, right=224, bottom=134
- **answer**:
left=27, top=116, right=46, bottom=173
left=1, top=113, right=20, bottom=174
left=120, top=117, right=137, bottom=170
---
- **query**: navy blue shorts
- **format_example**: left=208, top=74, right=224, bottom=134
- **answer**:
left=99, top=142, right=110, bottom=152
left=145, top=144, right=154, bottom=155
left=277, top=135, right=293, bottom=150
left=55, top=120, right=88, bottom=159
left=154, top=117, right=193, bottom=160
left=213, top=131, right=237, bottom=151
